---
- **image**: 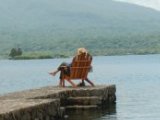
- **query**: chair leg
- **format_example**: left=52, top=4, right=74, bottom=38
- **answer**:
left=81, top=79, right=85, bottom=86
left=82, top=79, right=85, bottom=85
left=62, top=80, right=65, bottom=87
left=85, top=78, right=95, bottom=87
left=59, top=79, right=65, bottom=87
left=66, top=79, right=77, bottom=88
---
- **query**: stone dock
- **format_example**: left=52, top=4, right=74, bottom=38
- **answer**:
left=0, top=85, right=116, bottom=120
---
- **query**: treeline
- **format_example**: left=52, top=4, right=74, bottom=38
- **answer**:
left=2, top=36, right=160, bottom=59
left=0, top=30, right=160, bottom=59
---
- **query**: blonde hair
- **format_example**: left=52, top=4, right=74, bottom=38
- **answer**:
left=77, top=48, right=88, bottom=55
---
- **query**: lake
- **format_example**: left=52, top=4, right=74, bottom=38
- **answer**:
left=0, top=54, right=160, bottom=120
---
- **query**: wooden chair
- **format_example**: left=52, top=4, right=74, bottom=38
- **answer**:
left=60, top=53, right=95, bottom=87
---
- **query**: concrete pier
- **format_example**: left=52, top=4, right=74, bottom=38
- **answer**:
left=0, top=85, right=116, bottom=120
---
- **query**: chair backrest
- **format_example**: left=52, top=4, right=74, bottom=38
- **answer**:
left=70, top=53, right=92, bottom=79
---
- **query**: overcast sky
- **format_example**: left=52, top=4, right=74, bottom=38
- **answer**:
left=115, top=0, right=160, bottom=11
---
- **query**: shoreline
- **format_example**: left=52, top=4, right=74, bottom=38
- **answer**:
left=0, top=53, right=160, bottom=60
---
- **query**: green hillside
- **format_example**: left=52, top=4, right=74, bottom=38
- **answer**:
left=1, top=0, right=160, bottom=59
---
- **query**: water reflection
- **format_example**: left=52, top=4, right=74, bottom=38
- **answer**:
left=65, top=104, right=117, bottom=120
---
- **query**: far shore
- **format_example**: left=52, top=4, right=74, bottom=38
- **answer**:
left=0, top=52, right=159, bottom=60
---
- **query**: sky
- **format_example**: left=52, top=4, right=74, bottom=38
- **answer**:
left=115, top=0, right=160, bottom=11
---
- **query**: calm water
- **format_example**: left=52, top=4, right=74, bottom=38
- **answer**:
left=0, top=54, right=160, bottom=120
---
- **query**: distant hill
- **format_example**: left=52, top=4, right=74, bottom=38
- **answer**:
left=1, top=0, right=160, bottom=58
